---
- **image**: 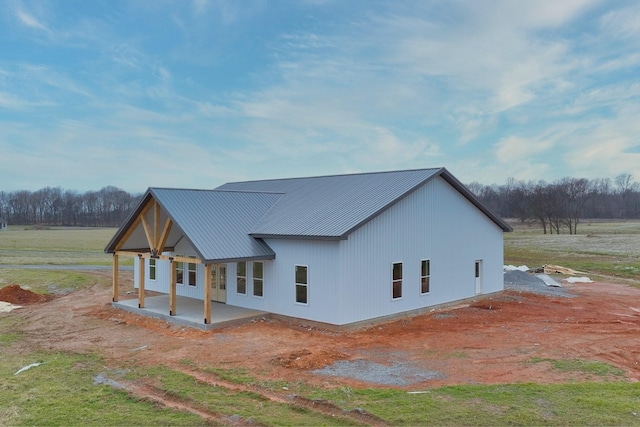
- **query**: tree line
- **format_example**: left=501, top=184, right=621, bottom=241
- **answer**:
left=0, top=186, right=142, bottom=227
left=468, top=173, right=640, bottom=234
left=1, top=173, right=638, bottom=233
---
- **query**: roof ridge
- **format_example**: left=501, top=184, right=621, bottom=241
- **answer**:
left=151, top=187, right=284, bottom=195
left=224, top=167, right=443, bottom=185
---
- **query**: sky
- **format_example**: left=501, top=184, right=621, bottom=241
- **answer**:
left=1, top=0, right=640, bottom=193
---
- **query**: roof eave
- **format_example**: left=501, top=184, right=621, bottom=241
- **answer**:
left=104, top=189, right=154, bottom=254
left=104, top=188, right=210, bottom=260
left=204, top=254, right=276, bottom=264
left=438, top=168, right=513, bottom=232
left=250, top=233, right=344, bottom=241
left=334, top=167, right=512, bottom=236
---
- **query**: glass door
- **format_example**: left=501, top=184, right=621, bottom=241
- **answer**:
left=211, top=264, right=227, bottom=303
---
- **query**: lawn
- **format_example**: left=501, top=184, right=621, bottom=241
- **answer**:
left=505, top=220, right=640, bottom=282
left=1, top=223, right=640, bottom=425
left=0, top=226, right=121, bottom=266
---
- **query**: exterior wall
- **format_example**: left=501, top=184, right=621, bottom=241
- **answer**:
left=133, top=252, right=206, bottom=300
left=225, top=239, right=341, bottom=323
left=226, top=176, right=503, bottom=326
left=336, top=176, right=504, bottom=325
left=132, top=176, right=504, bottom=326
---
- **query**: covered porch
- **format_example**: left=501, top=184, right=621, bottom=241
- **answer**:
left=106, top=195, right=226, bottom=325
left=113, top=295, right=268, bottom=331
left=105, top=189, right=277, bottom=328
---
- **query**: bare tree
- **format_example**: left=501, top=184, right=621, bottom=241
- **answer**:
left=615, top=173, right=634, bottom=219
left=559, top=177, right=592, bottom=234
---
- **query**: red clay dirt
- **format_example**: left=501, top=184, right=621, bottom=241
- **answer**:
left=0, top=284, right=50, bottom=305
left=3, top=271, right=640, bottom=391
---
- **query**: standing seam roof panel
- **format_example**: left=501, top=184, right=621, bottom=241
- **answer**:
left=216, top=168, right=442, bottom=237
left=151, top=189, right=282, bottom=261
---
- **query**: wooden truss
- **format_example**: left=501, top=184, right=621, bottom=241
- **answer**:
left=111, top=198, right=214, bottom=324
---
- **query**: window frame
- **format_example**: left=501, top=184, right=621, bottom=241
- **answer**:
left=176, top=260, right=185, bottom=286
left=187, top=261, right=197, bottom=287
left=392, top=262, right=403, bottom=300
left=295, top=265, right=308, bottom=305
left=252, top=261, right=264, bottom=298
left=149, top=258, right=157, bottom=281
left=420, top=259, right=430, bottom=295
left=236, top=261, right=247, bottom=295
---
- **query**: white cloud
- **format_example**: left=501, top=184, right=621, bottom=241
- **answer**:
left=15, top=9, right=47, bottom=31
left=600, top=1, right=640, bottom=40
left=1, top=0, right=639, bottom=191
left=494, top=136, right=554, bottom=164
left=0, top=91, right=56, bottom=109
left=192, top=0, right=209, bottom=16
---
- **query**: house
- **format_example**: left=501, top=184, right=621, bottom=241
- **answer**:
left=105, top=168, right=512, bottom=327
left=0, top=218, right=7, bottom=231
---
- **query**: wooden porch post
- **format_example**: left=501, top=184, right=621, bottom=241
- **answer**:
left=169, top=258, right=176, bottom=316
left=138, top=254, right=145, bottom=309
left=204, top=264, right=212, bottom=324
left=112, top=253, right=119, bottom=302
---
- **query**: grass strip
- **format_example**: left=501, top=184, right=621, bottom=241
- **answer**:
left=310, top=382, right=640, bottom=426
left=529, top=357, right=626, bottom=377
left=0, top=269, right=109, bottom=294
left=129, top=365, right=363, bottom=426
left=0, top=351, right=204, bottom=426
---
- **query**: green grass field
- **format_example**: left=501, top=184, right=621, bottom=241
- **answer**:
left=0, top=226, right=120, bottom=266
left=505, top=220, right=640, bottom=282
left=1, top=224, right=640, bottom=425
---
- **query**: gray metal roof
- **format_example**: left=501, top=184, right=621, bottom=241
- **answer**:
left=106, top=167, right=511, bottom=261
left=105, top=188, right=282, bottom=262
left=153, top=188, right=283, bottom=262
left=217, top=167, right=511, bottom=238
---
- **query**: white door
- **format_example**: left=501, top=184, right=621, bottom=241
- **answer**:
left=475, top=260, right=482, bottom=294
left=211, top=264, right=227, bottom=303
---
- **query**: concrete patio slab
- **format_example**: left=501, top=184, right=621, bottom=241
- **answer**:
left=113, top=295, right=269, bottom=331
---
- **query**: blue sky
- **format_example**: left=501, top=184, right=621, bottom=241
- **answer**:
left=1, top=0, right=640, bottom=193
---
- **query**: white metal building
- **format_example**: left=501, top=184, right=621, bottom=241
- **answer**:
left=105, top=168, right=512, bottom=327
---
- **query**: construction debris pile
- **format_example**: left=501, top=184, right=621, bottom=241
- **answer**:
left=503, top=264, right=594, bottom=297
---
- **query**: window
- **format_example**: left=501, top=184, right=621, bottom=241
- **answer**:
left=421, top=259, right=430, bottom=294
left=253, top=262, right=264, bottom=297
left=188, top=262, right=197, bottom=286
left=176, top=261, right=184, bottom=285
left=392, top=262, right=402, bottom=299
left=237, top=261, right=247, bottom=294
left=295, top=265, right=308, bottom=304
left=149, top=258, right=157, bottom=281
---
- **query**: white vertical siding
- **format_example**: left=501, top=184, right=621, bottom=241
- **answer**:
left=226, top=239, right=340, bottom=322
left=132, top=176, right=504, bottom=326
left=337, top=176, right=504, bottom=324
left=133, top=251, right=205, bottom=300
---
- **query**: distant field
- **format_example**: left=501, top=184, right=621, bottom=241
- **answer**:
left=505, top=220, right=640, bottom=282
left=0, top=227, right=119, bottom=266
left=1, top=221, right=639, bottom=281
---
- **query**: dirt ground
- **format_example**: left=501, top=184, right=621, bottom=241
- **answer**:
left=3, top=271, right=640, bottom=391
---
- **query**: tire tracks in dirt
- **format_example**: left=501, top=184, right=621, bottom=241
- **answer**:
left=121, top=378, right=261, bottom=426
left=170, top=365, right=389, bottom=426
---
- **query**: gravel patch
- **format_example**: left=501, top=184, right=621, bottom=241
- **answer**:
left=312, top=359, right=444, bottom=386
left=93, top=374, right=127, bottom=389
left=504, top=270, right=575, bottom=298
